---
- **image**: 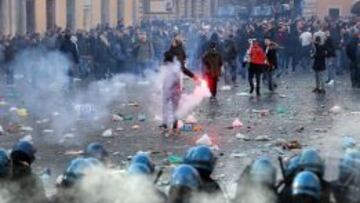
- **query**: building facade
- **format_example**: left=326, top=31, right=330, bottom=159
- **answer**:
left=0, top=0, right=145, bottom=36
left=142, top=0, right=218, bottom=20
left=303, top=0, right=356, bottom=18
left=0, top=0, right=220, bottom=36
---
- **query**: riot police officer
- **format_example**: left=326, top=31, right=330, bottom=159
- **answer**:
left=52, top=157, right=103, bottom=203
left=234, top=157, right=278, bottom=203
left=298, top=149, right=332, bottom=203
left=84, top=142, right=110, bottom=166
left=167, top=164, right=201, bottom=203
left=183, top=145, right=223, bottom=195
left=8, top=140, right=47, bottom=203
left=332, top=149, right=360, bottom=203
left=292, top=171, right=321, bottom=203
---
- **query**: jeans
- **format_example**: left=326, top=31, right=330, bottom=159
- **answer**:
left=265, top=68, right=275, bottom=91
left=238, top=53, right=247, bottom=79
left=224, top=60, right=237, bottom=84
left=326, top=57, right=335, bottom=81
left=315, top=70, right=325, bottom=90
left=5, top=64, right=14, bottom=85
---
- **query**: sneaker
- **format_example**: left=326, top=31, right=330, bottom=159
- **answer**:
left=327, top=80, right=334, bottom=86
left=249, top=88, right=254, bottom=94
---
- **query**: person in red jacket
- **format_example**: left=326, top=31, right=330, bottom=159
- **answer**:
left=243, top=39, right=268, bottom=96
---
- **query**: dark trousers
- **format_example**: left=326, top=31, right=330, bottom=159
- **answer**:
left=265, top=69, right=275, bottom=91
left=248, top=64, right=263, bottom=95
left=224, top=60, right=237, bottom=84
left=350, top=61, right=360, bottom=88
left=5, top=64, right=14, bottom=85
left=205, top=74, right=218, bottom=97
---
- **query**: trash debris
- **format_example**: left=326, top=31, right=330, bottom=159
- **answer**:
left=343, top=136, right=357, bottom=149
left=127, top=101, right=140, bottom=107
left=196, top=134, right=212, bottom=146
left=181, top=123, right=203, bottom=132
left=20, top=135, right=33, bottom=143
left=0, top=126, right=4, bottom=135
left=132, top=125, right=140, bottom=130
left=236, top=92, right=250, bottom=97
left=235, top=133, right=250, bottom=141
left=231, top=153, right=247, bottom=158
left=232, top=118, right=243, bottom=128
left=168, top=155, right=183, bottom=165
left=255, top=135, right=272, bottom=141
left=43, top=129, right=54, bottom=134
left=115, top=127, right=124, bottom=131
left=64, top=150, right=84, bottom=156
left=138, top=114, right=146, bottom=122
left=314, top=128, right=327, bottom=133
left=137, top=81, right=150, bottom=86
left=64, top=133, right=75, bottom=139
left=275, top=139, right=302, bottom=150
left=329, top=105, right=342, bottom=114
left=112, top=114, right=123, bottom=122
left=102, top=129, right=113, bottom=138
left=252, top=109, right=270, bottom=116
left=36, top=119, right=50, bottom=124
left=0, top=100, right=7, bottom=106
left=9, top=107, right=17, bottom=112
left=276, top=105, right=288, bottom=114
left=20, top=126, right=33, bottom=132
left=296, top=126, right=305, bottom=133
left=220, top=85, right=232, bottom=91
left=15, top=108, right=28, bottom=117
left=185, top=115, right=198, bottom=124
left=181, top=123, right=193, bottom=132
left=52, top=112, right=60, bottom=117
left=154, top=115, right=162, bottom=122
left=123, top=115, right=133, bottom=121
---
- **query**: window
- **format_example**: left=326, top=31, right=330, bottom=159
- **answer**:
left=26, top=0, right=35, bottom=33
left=83, top=0, right=92, bottom=30
left=329, top=8, right=340, bottom=19
left=101, top=0, right=109, bottom=25
left=46, top=0, right=56, bottom=30
left=66, top=0, right=75, bottom=30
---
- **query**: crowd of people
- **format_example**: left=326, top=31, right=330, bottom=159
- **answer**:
left=0, top=16, right=359, bottom=92
left=0, top=139, right=359, bottom=203
left=0, top=14, right=359, bottom=203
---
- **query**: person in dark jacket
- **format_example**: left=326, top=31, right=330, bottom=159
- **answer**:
left=312, top=36, right=327, bottom=94
left=60, top=34, right=79, bottom=90
left=202, top=42, right=223, bottom=101
left=324, top=30, right=336, bottom=85
left=346, top=34, right=359, bottom=88
left=223, top=33, right=238, bottom=86
left=4, top=40, right=16, bottom=85
left=264, top=38, right=279, bottom=92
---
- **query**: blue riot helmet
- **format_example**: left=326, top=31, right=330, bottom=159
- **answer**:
left=292, top=171, right=321, bottom=202
left=0, top=149, right=10, bottom=177
left=170, top=164, right=201, bottom=190
left=84, top=142, right=109, bottom=162
left=10, top=140, right=36, bottom=165
left=168, top=164, right=201, bottom=203
left=128, top=163, right=152, bottom=176
left=285, top=155, right=301, bottom=177
left=62, top=157, right=102, bottom=188
left=338, top=149, right=360, bottom=185
left=183, top=145, right=216, bottom=176
left=298, top=149, right=324, bottom=178
left=131, top=152, right=155, bottom=174
left=249, top=157, right=277, bottom=187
